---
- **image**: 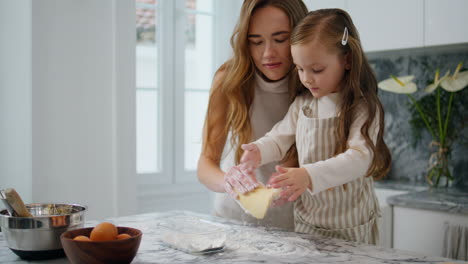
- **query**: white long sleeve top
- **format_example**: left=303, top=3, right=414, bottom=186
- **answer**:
left=254, top=92, right=380, bottom=195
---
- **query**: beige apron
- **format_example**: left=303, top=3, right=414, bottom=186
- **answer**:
left=294, top=99, right=381, bottom=245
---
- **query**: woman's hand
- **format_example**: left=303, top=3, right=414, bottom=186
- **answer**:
left=224, top=165, right=259, bottom=199
left=239, top=143, right=261, bottom=178
left=269, top=165, right=312, bottom=202
left=224, top=143, right=261, bottom=199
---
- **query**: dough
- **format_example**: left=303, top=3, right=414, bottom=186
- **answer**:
left=237, top=187, right=281, bottom=219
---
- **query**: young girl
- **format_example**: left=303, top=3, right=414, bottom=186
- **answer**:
left=240, top=8, right=392, bottom=244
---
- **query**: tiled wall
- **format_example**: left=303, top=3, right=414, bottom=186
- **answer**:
left=368, top=44, right=468, bottom=188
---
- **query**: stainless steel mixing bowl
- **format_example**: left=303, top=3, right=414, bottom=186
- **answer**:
left=0, top=203, right=87, bottom=260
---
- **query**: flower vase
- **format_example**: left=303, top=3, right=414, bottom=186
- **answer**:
left=426, top=142, right=453, bottom=187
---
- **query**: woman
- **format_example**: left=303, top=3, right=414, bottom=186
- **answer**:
left=197, top=0, right=308, bottom=230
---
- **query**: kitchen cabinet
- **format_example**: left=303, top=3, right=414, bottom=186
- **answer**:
left=393, top=206, right=468, bottom=258
left=374, top=188, right=408, bottom=248
left=424, top=0, right=468, bottom=47
left=304, top=0, right=346, bottom=10
left=346, top=0, right=424, bottom=52
left=304, top=0, right=468, bottom=52
left=305, top=0, right=424, bottom=52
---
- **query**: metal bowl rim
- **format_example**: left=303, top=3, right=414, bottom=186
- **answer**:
left=0, top=203, right=87, bottom=219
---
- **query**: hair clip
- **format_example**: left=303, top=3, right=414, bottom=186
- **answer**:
left=341, top=27, right=348, bottom=46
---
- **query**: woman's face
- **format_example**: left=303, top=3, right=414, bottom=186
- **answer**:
left=248, top=6, right=292, bottom=81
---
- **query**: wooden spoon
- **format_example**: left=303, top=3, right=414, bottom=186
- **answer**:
left=3, top=188, right=33, bottom=217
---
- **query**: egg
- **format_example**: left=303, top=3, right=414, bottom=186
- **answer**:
left=73, top=235, right=91, bottom=241
left=116, top=233, right=132, bottom=240
left=90, top=222, right=118, bottom=241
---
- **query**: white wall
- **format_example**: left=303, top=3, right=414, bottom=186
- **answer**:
left=0, top=0, right=33, bottom=203
left=214, top=0, right=242, bottom=68
left=0, top=0, right=136, bottom=220
left=1, top=0, right=242, bottom=219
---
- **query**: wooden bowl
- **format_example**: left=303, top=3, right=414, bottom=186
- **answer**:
left=60, top=226, right=142, bottom=264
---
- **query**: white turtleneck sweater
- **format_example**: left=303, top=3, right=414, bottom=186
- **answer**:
left=213, top=72, right=295, bottom=231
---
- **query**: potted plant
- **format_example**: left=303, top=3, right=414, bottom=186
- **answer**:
left=378, top=63, right=468, bottom=187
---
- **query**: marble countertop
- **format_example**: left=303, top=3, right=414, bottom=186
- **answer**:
left=374, top=180, right=468, bottom=215
left=0, top=210, right=461, bottom=264
left=386, top=187, right=468, bottom=215
left=374, top=180, right=429, bottom=192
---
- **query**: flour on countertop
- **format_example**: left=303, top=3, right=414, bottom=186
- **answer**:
left=162, top=233, right=226, bottom=252
left=157, top=214, right=320, bottom=257
left=225, top=226, right=321, bottom=257
left=158, top=216, right=226, bottom=253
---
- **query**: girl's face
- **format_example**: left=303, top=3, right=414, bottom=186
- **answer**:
left=248, top=6, right=292, bottom=81
left=292, top=41, right=349, bottom=98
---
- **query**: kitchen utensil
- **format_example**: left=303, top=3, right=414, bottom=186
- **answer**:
left=60, top=226, right=142, bottom=264
left=0, top=203, right=87, bottom=260
left=0, top=188, right=33, bottom=217
left=195, top=246, right=225, bottom=255
left=0, top=190, right=16, bottom=216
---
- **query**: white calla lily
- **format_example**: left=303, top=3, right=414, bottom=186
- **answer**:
left=440, top=63, right=468, bottom=92
left=424, top=69, right=450, bottom=93
left=376, top=64, right=466, bottom=187
left=378, top=75, right=417, bottom=94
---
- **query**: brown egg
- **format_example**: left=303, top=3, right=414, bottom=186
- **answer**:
left=73, top=235, right=91, bottom=241
left=116, top=233, right=132, bottom=240
left=90, top=222, right=118, bottom=241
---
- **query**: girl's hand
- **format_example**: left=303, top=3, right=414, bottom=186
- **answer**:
left=239, top=143, right=261, bottom=178
left=269, top=165, right=311, bottom=202
left=224, top=165, right=259, bottom=199
left=267, top=170, right=290, bottom=207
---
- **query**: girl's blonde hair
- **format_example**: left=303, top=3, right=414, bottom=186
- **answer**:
left=291, top=8, right=392, bottom=180
left=203, top=0, right=308, bottom=164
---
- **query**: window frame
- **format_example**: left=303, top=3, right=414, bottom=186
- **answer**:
left=136, top=0, right=240, bottom=197
left=136, top=0, right=174, bottom=185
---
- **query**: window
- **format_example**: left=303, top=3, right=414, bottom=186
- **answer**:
left=136, top=0, right=236, bottom=187
left=136, top=0, right=159, bottom=175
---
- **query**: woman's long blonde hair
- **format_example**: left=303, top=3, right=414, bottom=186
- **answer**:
left=291, top=9, right=392, bottom=180
left=203, top=0, right=308, bottom=164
